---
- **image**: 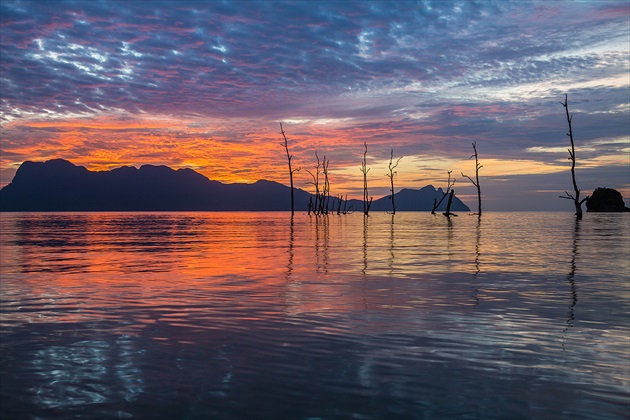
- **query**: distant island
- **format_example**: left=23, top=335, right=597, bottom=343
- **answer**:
left=0, top=159, right=470, bottom=212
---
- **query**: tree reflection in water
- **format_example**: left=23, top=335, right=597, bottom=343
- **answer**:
left=563, top=218, right=580, bottom=350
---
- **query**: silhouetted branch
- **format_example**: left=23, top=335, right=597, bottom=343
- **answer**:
left=386, top=149, right=403, bottom=214
left=432, top=170, right=456, bottom=214
left=280, top=122, right=300, bottom=215
left=360, top=142, right=373, bottom=215
left=305, top=152, right=322, bottom=215
left=559, top=95, right=588, bottom=219
left=461, top=141, right=482, bottom=216
left=443, top=189, right=458, bottom=217
left=321, top=157, right=331, bottom=214
left=335, top=194, right=353, bottom=215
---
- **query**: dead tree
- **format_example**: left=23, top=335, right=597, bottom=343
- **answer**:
left=280, top=122, right=300, bottom=215
left=461, top=141, right=482, bottom=216
left=360, top=142, right=373, bottom=215
left=336, top=194, right=352, bottom=215
left=386, top=149, right=403, bottom=214
left=443, top=189, right=458, bottom=217
left=559, top=95, right=588, bottom=220
left=321, top=157, right=331, bottom=214
left=306, top=152, right=322, bottom=215
left=431, top=170, right=456, bottom=214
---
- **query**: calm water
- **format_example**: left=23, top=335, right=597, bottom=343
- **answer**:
left=1, top=211, right=628, bottom=419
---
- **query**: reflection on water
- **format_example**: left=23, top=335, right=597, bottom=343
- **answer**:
left=1, top=212, right=629, bottom=419
left=563, top=218, right=580, bottom=350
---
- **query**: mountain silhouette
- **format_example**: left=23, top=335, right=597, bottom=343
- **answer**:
left=369, top=187, right=469, bottom=211
left=0, top=159, right=469, bottom=212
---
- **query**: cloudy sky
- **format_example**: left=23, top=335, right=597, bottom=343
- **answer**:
left=1, top=0, right=628, bottom=210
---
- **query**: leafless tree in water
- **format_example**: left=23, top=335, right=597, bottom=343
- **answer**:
left=462, top=141, right=482, bottom=216
left=279, top=122, right=300, bottom=215
left=305, top=152, right=322, bottom=215
left=443, top=189, right=457, bottom=217
left=360, top=142, right=373, bottom=215
left=386, top=149, right=403, bottom=214
left=431, top=170, right=456, bottom=215
left=558, top=95, right=588, bottom=219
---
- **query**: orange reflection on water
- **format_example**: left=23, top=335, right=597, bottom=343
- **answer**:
left=1, top=211, right=628, bottom=331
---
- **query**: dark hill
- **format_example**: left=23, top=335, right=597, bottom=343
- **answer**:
left=0, top=159, right=312, bottom=211
left=370, top=186, right=469, bottom=212
left=0, top=159, right=469, bottom=212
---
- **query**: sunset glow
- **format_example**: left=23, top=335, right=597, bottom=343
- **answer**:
left=1, top=0, right=628, bottom=210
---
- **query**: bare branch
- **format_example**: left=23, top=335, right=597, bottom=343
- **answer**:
left=386, top=149, right=403, bottom=214
left=560, top=95, right=584, bottom=219
left=280, top=122, right=297, bottom=214
left=462, top=141, right=482, bottom=215
left=360, top=142, right=371, bottom=215
left=431, top=170, right=456, bottom=214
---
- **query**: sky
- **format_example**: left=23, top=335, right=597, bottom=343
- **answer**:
left=1, top=0, right=628, bottom=211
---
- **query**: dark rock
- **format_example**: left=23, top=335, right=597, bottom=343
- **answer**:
left=586, top=187, right=630, bottom=212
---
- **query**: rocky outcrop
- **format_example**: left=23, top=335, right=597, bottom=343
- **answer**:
left=586, top=187, right=630, bottom=212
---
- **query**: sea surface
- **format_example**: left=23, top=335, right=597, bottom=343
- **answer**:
left=1, top=211, right=628, bottom=419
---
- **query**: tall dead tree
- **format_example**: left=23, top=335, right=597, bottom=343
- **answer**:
left=559, top=95, right=588, bottom=219
left=431, top=170, right=456, bottom=214
left=280, top=122, right=300, bottom=215
left=386, top=149, right=403, bottom=214
left=462, top=141, right=482, bottom=216
left=360, top=142, right=373, bottom=215
left=321, top=157, right=331, bottom=214
left=306, top=152, right=322, bottom=215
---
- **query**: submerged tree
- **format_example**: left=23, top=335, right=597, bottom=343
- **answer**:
left=462, top=141, right=482, bottom=216
left=360, top=142, right=373, bottom=215
left=386, top=149, right=403, bottom=214
left=305, top=152, right=332, bottom=215
left=336, top=194, right=352, bottom=215
left=559, top=95, right=588, bottom=220
left=443, top=189, right=457, bottom=217
left=306, top=152, right=322, bottom=215
left=431, top=170, right=456, bottom=215
left=280, top=122, right=300, bottom=215
left=321, top=157, right=331, bottom=214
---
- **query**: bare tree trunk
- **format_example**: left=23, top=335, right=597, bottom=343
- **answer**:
left=443, top=189, right=457, bottom=217
left=321, top=157, right=330, bottom=215
left=280, top=122, right=300, bottom=215
left=360, top=142, right=373, bottom=215
left=559, top=95, right=588, bottom=220
left=431, top=171, right=455, bottom=214
left=386, top=149, right=403, bottom=214
left=462, top=141, right=482, bottom=216
left=306, top=152, right=322, bottom=215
